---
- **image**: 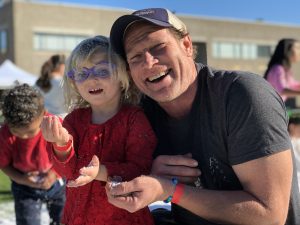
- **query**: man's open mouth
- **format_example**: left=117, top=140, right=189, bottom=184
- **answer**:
left=147, top=69, right=171, bottom=83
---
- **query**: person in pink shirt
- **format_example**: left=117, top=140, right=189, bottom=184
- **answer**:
left=264, top=38, right=300, bottom=105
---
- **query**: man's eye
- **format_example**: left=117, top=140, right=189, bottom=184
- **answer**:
left=151, top=43, right=165, bottom=54
left=129, top=54, right=142, bottom=63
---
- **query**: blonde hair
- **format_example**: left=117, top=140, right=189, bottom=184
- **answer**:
left=63, top=35, right=140, bottom=112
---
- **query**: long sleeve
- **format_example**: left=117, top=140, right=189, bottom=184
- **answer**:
left=103, top=109, right=157, bottom=181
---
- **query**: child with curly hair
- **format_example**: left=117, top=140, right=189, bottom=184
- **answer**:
left=0, top=84, right=65, bottom=225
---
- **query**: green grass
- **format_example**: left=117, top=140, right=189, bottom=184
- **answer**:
left=0, top=170, right=12, bottom=202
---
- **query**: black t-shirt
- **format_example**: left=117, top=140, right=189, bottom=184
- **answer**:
left=142, top=63, right=293, bottom=225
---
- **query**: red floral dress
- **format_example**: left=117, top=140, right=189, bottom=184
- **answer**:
left=50, top=105, right=157, bottom=225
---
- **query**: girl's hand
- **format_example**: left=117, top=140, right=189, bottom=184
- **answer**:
left=67, top=155, right=100, bottom=187
left=41, top=116, right=70, bottom=145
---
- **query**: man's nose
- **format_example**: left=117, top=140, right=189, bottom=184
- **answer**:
left=143, top=51, right=158, bottom=68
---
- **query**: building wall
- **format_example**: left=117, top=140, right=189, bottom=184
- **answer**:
left=12, top=1, right=130, bottom=75
left=0, top=1, right=14, bottom=62
left=1, top=0, right=300, bottom=80
left=183, top=15, right=300, bottom=76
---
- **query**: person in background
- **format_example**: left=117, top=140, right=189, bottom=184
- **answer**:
left=35, top=54, right=67, bottom=118
left=103, top=8, right=296, bottom=225
left=288, top=113, right=300, bottom=191
left=0, top=84, right=65, bottom=225
left=264, top=38, right=300, bottom=108
left=40, top=36, right=156, bottom=225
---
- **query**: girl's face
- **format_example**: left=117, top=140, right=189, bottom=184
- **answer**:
left=73, top=53, right=122, bottom=110
left=290, top=41, right=300, bottom=63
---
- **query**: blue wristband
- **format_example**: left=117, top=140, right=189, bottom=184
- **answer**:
left=163, top=178, right=178, bottom=203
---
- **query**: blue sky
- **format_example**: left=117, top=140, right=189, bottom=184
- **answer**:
left=43, top=0, right=300, bottom=26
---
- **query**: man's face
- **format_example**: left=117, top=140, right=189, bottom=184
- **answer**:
left=124, top=23, right=194, bottom=103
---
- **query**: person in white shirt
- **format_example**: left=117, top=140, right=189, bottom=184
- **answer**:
left=35, top=55, right=67, bottom=118
left=288, top=114, right=300, bottom=191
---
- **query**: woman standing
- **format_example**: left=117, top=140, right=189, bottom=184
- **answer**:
left=35, top=55, right=67, bottom=118
left=264, top=38, right=300, bottom=107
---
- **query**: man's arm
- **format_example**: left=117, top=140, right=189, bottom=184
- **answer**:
left=177, top=150, right=292, bottom=225
left=107, top=150, right=292, bottom=225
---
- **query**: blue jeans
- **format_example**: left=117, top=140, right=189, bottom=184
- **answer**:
left=11, top=179, right=66, bottom=225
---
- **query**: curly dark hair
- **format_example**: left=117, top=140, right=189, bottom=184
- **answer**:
left=1, top=84, right=44, bottom=128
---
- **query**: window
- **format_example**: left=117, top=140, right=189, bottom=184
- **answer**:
left=212, top=41, right=273, bottom=59
left=33, top=33, right=89, bottom=51
left=0, top=29, right=7, bottom=54
left=257, top=45, right=272, bottom=58
left=193, top=42, right=207, bottom=64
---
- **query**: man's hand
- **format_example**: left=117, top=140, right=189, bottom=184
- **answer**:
left=151, top=154, right=201, bottom=184
left=67, top=155, right=100, bottom=187
left=106, top=175, right=170, bottom=213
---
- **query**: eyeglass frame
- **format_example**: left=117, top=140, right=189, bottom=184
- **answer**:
left=67, top=61, right=116, bottom=83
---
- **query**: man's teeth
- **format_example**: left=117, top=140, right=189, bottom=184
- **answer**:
left=148, top=71, right=168, bottom=82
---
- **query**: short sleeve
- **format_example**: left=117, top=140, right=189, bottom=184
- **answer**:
left=0, top=130, right=12, bottom=168
left=226, top=74, right=291, bottom=165
left=266, top=65, right=287, bottom=93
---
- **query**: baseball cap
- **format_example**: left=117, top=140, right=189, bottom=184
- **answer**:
left=110, top=8, right=187, bottom=58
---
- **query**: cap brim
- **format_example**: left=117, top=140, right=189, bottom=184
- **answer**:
left=110, top=14, right=172, bottom=59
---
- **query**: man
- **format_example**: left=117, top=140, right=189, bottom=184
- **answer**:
left=106, top=8, right=297, bottom=225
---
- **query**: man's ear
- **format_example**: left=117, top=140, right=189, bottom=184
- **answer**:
left=181, top=35, right=193, bottom=57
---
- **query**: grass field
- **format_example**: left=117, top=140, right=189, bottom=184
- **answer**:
left=0, top=170, right=12, bottom=202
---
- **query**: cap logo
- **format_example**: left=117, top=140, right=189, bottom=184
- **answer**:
left=134, top=9, right=155, bottom=16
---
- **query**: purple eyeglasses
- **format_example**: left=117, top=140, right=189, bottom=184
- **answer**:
left=67, top=61, right=116, bottom=82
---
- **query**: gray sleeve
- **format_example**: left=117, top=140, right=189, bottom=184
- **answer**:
left=226, top=73, right=292, bottom=165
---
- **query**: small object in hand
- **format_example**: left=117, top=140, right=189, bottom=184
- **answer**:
left=194, top=177, right=203, bottom=188
left=109, top=176, right=132, bottom=198
left=110, top=176, right=122, bottom=188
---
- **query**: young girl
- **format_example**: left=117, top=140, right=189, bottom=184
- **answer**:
left=41, top=36, right=156, bottom=225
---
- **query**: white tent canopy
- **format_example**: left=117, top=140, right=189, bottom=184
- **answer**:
left=0, top=60, right=37, bottom=89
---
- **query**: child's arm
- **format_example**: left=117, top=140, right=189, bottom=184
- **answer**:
left=67, top=155, right=108, bottom=187
left=1, top=165, right=43, bottom=189
left=41, top=115, right=73, bottom=161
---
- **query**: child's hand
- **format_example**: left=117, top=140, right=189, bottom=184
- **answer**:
left=67, top=155, right=100, bottom=187
left=24, top=171, right=45, bottom=189
left=39, top=170, right=57, bottom=190
left=41, top=116, right=70, bottom=145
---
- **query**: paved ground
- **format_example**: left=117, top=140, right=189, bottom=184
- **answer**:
left=0, top=200, right=170, bottom=224
left=0, top=201, right=49, bottom=225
